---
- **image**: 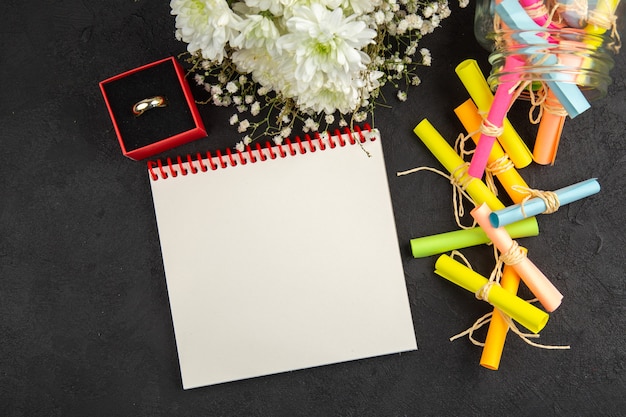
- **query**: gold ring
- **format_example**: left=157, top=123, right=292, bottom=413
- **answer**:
left=133, top=96, right=167, bottom=116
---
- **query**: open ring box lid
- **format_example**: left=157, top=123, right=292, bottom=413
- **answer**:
left=100, top=57, right=207, bottom=160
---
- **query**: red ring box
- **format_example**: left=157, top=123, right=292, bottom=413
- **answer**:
left=100, top=57, right=207, bottom=160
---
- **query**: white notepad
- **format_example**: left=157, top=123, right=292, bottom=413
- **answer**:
left=148, top=128, right=416, bottom=389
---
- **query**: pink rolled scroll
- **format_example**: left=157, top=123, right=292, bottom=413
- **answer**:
left=468, top=55, right=527, bottom=179
left=471, top=203, right=563, bottom=312
left=518, top=0, right=563, bottom=29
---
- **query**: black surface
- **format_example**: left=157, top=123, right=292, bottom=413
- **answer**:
left=2, top=1, right=625, bottom=416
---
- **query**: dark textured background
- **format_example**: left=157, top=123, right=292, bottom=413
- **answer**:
left=1, top=1, right=625, bottom=416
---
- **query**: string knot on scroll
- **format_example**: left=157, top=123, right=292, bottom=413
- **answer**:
left=560, top=0, right=588, bottom=21
left=539, top=86, right=569, bottom=121
left=479, top=118, right=505, bottom=139
left=500, top=240, right=527, bottom=266
left=484, top=154, right=515, bottom=197
left=396, top=161, right=477, bottom=230
left=523, top=1, right=551, bottom=21
left=527, top=84, right=571, bottom=127
left=587, top=8, right=622, bottom=53
left=512, top=185, right=561, bottom=217
left=475, top=281, right=497, bottom=303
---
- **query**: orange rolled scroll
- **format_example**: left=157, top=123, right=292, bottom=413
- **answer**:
left=480, top=262, right=522, bottom=370
left=533, top=89, right=566, bottom=165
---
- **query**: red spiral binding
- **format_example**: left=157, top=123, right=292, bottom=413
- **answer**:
left=147, top=125, right=374, bottom=181
left=305, top=134, right=315, bottom=152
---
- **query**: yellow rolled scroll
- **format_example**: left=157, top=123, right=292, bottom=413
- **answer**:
left=413, top=119, right=505, bottom=211
left=434, top=254, right=549, bottom=334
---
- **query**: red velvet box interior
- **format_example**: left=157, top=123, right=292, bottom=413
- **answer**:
left=100, top=57, right=206, bottom=160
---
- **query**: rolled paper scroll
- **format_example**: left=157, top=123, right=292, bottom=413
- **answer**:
left=517, top=0, right=570, bottom=165
left=471, top=203, right=563, bottom=312
left=585, top=0, right=619, bottom=42
left=410, top=217, right=539, bottom=258
left=519, top=0, right=564, bottom=28
left=434, top=254, right=549, bottom=334
left=571, top=0, right=622, bottom=92
left=454, top=99, right=531, bottom=203
left=489, top=178, right=601, bottom=227
left=413, top=119, right=505, bottom=211
left=480, top=262, right=523, bottom=370
left=558, top=0, right=595, bottom=28
left=533, top=89, right=567, bottom=165
left=582, top=0, right=621, bottom=82
left=468, top=56, right=527, bottom=179
left=496, top=0, right=591, bottom=118
left=455, top=59, right=533, bottom=170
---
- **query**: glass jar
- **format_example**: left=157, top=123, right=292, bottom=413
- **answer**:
left=474, top=0, right=624, bottom=101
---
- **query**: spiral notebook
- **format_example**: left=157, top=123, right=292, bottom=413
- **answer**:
left=148, top=126, right=417, bottom=389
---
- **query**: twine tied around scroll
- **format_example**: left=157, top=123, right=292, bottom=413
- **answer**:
left=556, top=0, right=589, bottom=26
left=485, top=154, right=515, bottom=197
left=396, top=133, right=481, bottom=229
left=528, top=84, right=569, bottom=126
left=396, top=160, right=476, bottom=230
left=524, top=0, right=551, bottom=21
left=512, top=185, right=561, bottom=218
left=448, top=249, right=570, bottom=350
left=513, top=74, right=571, bottom=129
left=587, top=5, right=622, bottom=53
left=459, top=112, right=515, bottom=197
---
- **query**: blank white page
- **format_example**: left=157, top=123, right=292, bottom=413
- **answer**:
left=148, top=129, right=417, bottom=389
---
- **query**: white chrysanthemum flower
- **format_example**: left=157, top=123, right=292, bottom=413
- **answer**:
left=242, top=0, right=285, bottom=15
left=276, top=4, right=376, bottom=90
left=295, top=79, right=361, bottom=114
left=170, top=0, right=242, bottom=63
left=230, top=13, right=281, bottom=54
left=232, top=48, right=295, bottom=96
left=172, top=0, right=457, bottom=138
left=341, top=0, right=380, bottom=15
